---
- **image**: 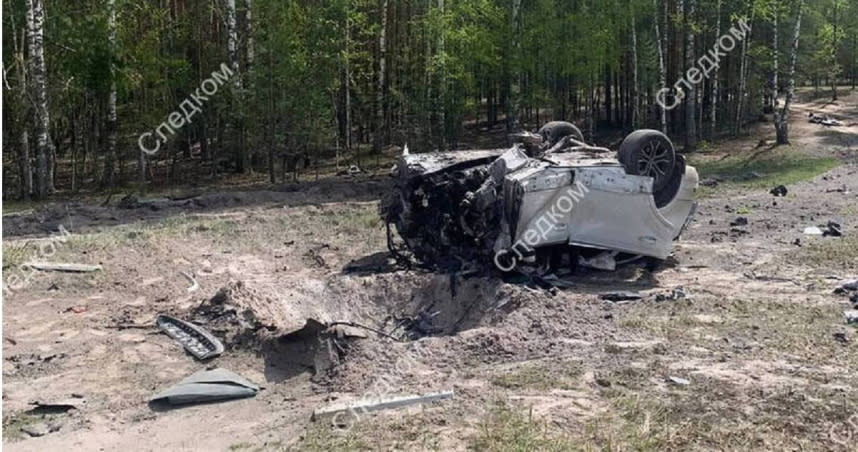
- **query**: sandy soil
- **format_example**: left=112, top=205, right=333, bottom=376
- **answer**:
left=3, top=91, right=858, bottom=451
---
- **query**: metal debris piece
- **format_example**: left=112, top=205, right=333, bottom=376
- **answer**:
left=656, top=286, right=688, bottom=302
left=179, top=271, right=199, bottom=293
left=834, top=279, right=858, bottom=295
left=312, top=390, right=454, bottom=422
left=730, top=216, right=749, bottom=227
left=150, top=368, right=259, bottom=405
left=156, top=314, right=224, bottom=360
left=540, top=273, right=576, bottom=288
left=822, top=221, right=843, bottom=237
left=23, top=262, right=102, bottom=273
left=27, top=398, right=85, bottom=415
left=769, top=185, right=788, bottom=197
left=600, top=291, right=642, bottom=302
left=667, top=376, right=690, bottom=386
left=803, top=226, right=823, bottom=236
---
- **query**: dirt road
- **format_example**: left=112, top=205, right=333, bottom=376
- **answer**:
left=3, top=92, right=857, bottom=451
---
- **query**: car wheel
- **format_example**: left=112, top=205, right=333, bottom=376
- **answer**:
left=618, top=129, right=676, bottom=192
left=538, top=121, right=584, bottom=147
left=652, top=155, right=685, bottom=208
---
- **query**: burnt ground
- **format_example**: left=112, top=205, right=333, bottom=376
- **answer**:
left=2, top=90, right=858, bottom=451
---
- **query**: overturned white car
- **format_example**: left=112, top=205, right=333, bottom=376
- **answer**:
left=382, top=122, right=698, bottom=272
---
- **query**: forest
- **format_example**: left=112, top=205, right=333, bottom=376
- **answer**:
left=2, top=0, right=857, bottom=200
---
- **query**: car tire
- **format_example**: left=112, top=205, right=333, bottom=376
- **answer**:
left=618, top=129, right=676, bottom=192
left=538, top=121, right=584, bottom=147
left=652, top=155, right=685, bottom=208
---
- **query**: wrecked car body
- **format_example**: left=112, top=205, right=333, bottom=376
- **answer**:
left=382, top=123, right=698, bottom=272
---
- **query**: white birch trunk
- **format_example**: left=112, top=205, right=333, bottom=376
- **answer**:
left=26, top=0, right=51, bottom=198
left=710, top=0, right=721, bottom=136
left=106, top=0, right=119, bottom=188
left=684, top=0, right=697, bottom=150
left=374, top=0, right=388, bottom=153
left=775, top=0, right=803, bottom=144
left=654, top=0, right=667, bottom=134
left=631, top=7, right=639, bottom=129
left=771, top=1, right=779, bottom=111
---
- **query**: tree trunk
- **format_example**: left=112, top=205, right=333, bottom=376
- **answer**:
left=245, top=0, right=255, bottom=166
left=770, top=0, right=779, bottom=112
left=734, top=8, right=754, bottom=136
left=830, top=1, right=839, bottom=101
left=437, top=0, right=446, bottom=150
left=630, top=7, right=639, bottom=129
left=775, top=0, right=803, bottom=145
left=226, top=0, right=245, bottom=171
left=654, top=0, right=667, bottom=133
left=245, top=0, right=254, bottom=80
left=104, top=0, right=118, bottom=188
left=26, top=0, right=52, bottom=199
left=684, top=0, right=697, bottom=151
left=374, top=0, right=388, bottom=154
left=711, top=0, right=721, bottom=137
left=344, top=14, right=352, bottom=153
left=10, top=0, right=32, bottom=199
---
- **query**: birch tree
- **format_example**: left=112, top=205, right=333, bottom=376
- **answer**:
left=774, top=0, right=803, bottom=144
left=225, top=0, right=246, bottom=171
left=374, top=0, right=388, bottom=153
left=25, top=0, right=51, bottom=198
left=710, top=0, right=721, bottom=136
left=654, top=0, right=667, bottom=133
left=684, top=0, right=697, bottom=150
left=104, top=0, right=118, bottom=188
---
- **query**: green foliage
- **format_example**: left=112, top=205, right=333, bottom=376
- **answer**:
left=2, top=0, right=855, bottom=197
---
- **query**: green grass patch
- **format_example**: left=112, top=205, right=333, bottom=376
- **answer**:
left=690, top=150, right=839, bottom=196
left=471, top=403, right=575, bottom=451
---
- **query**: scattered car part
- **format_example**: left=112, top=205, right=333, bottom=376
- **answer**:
left=803, top=226, right=823, bottom=235
left=383, top=124, right=698, bottom=274
left=150, top=368, right=259, bottom=405
left=24, top=262, right=102, bottom=273
left=156, top=314, right=225, bottom=360
left=770, top=185, right=788, bottom=197
left=27, top=398, right=84, bottom=415
left=600, top=291, right=643, bottom=302
left=180, top=271, right=199, bottom=293
left=312, top=390, right=454, bottom=422
left=667, top=376, right=691, bottom=386
left=655, top=286, right=689, bottom=302
left=840, top=280, right=858, bottom=292
left=822, top=221, right=843, bottom=237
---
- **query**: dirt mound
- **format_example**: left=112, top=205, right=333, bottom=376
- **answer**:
left=191, top=279, right=336, bottom=346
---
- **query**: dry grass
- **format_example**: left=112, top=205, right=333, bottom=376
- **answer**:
left=798, top=236, right=858, bottom=272
left=491, top=360, right=582, bottom=391
left=471, top=403, right=575, bottom=452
